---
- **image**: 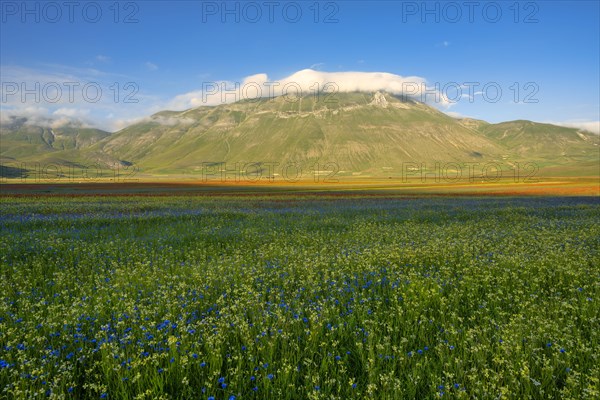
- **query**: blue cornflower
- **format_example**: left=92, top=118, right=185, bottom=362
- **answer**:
left=200, top=361, right=206, bottom=367
left=335, top=355, right=341, bottom=361
left=417, top=349, right=423, bottom=355
left=218, top=377, right=225, bottom=384
left=267, top=374, right=274, bottom=380
left=560, top=348, right=566, bottom=353
left=454, top=383, right=460, bottom=389
left=100, top=393, right=108, bottom=399
left=314, top=386, right=320, bottom=391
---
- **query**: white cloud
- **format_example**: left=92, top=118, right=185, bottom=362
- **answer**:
left=53, top=107, right=90, bottom=118
left=48, top=117, right=81, bottom=129
left=106, top=116, right=147, bottom=132
left=166, top=69, right=450, bottom=110
left=0, top=106, right=50, bottom=125
left=48, top=108, right=92, bottom=128
left=446, top=111, right=466, bottom=119
left=103, top=114, right=194, bottom=132
left=151, top=115, right=195, bottom=126
left=0, top=106, right=95, bottom=129
left=278, top=69, right=427, bottom=95
left=167, top=88, right=220, bottom=109
left=546, top=120, right=600, bottom=135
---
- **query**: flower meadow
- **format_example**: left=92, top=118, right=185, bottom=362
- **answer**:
left=0, top=195, right=598, bottom=399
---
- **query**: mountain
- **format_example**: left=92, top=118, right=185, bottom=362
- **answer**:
left=1, top=92, right=598, bottom=179
left=91, top=92, right=505, bottom=176
left=472, top=120, right=599, bottom=176
left=0, top=116, right=111, bottom=167
left=477, top=120, right=597, bottom=158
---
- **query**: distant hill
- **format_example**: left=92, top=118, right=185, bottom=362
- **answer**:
left=472, top=119, right=599, bottom=176
left=1, top=117, right=114, bottom=177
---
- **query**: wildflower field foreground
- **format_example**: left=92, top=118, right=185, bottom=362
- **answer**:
left=1, top=195, right=598, bottom=399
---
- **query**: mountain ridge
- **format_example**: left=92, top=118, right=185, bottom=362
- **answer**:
left=1, top=92, right=598, bottom=178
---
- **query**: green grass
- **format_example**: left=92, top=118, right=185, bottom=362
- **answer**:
left=1, top=195, right=599, bottom=399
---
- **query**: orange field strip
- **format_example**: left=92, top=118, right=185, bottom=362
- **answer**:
left=1, top=178, right=598, bottom=197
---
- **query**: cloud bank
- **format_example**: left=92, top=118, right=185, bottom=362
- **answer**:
left=0, top=106, right=94, bottom=129
left=547, top=120, right=600, bottom=135
left=167, top=69, right=446, bottom=110
left=0, top=65, right=162, bottom=132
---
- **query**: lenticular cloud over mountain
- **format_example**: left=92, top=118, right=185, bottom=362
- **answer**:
left=244, top=69, right=428, bottom=96
left=168, top=69, right=439, bottom=109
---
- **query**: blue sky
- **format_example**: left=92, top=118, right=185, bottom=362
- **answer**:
left=1, top=0, right=599, bottom=132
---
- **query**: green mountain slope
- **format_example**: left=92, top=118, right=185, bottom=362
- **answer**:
left=92, top=92, right=505, bottom=176
left=473, top=120, right=599, bottom=176
left=1, top=92, right=598, bottom=178
left=1, top=117, right=111, bottom=164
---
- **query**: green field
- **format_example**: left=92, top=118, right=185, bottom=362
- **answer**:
left=1, top=195, right=599, bottom=399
